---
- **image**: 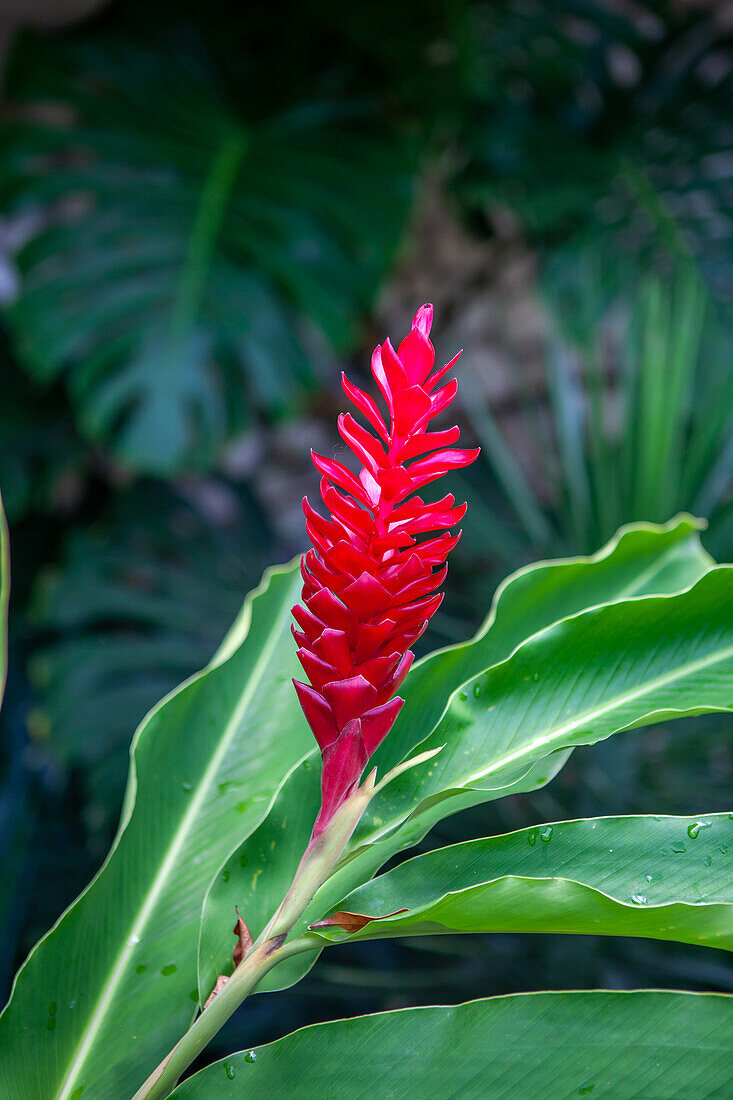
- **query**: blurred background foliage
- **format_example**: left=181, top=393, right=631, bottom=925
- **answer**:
left=0, top=0, right=731, bottom=1057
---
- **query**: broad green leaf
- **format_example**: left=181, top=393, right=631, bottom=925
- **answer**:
left=169, top=990, right=733, bottom=1099
left=0, top=561, right=310, bottom=1100
left=199, top=519, right=714, bottom=995
left=0, top=490, right=8, bottom=710
left=358, top=564, right=733, bottom=845
left=296, top=565, right=733, bottom=966
left=375, top=514, right=712, bottom=776
left=309, top=814, right=733, bottom=951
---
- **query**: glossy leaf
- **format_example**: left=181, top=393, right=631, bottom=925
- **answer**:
left=199, top=519, right=714, bottom=994
left=309, top=814, right=733, bottom=951
left=169, top=990, right=733, bottom=1099
left=0, top=562, right=310, bottom=1100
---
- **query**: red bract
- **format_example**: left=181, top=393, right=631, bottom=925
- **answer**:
left=292, top=304, right=479, bottom=833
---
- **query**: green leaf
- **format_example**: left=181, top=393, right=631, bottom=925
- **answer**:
left=358, top=564, right=733, bottom=845
left=0, top=561, right=310, bottom=1100
left=198, top=518, right=714, bottom=995
left=310, top=814, right=733, bottom=951
left=169, top=990, right=733, bottom=1098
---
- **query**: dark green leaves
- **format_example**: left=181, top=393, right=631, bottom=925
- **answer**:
left=3, top=36, right=414, bottom=471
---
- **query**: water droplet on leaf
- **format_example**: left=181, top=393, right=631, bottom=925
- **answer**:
left=46, top=1018, right=56, bottom=1031
left=182, top=782, right=192, bottom=792
left=671, top=843, right=686, bottom=854
left=645, top=875, right=653, bottom=883
left=135, top=965, right=147, bottom=975
left=531, top=672, right=540, bottom=682
left=244, top=1050, right=257, bottom=1063
left=161, top=964, right=177, bottom=977
left=222, top=870, right=230, bottom=883
left=704, top=855, right=713, bottom=867
left=473, top=684, right=481, bottom=698
left=687, top=821, right=712, bottom=839
left=540, top=826, right=553, bottom=843
left=239, top=853, right=249, bottom=868
left=630, top=894, right=647, bottom=905
left=458, top=692, right=467, bottom=702
left=527, top=829, right=538, bottom=846
left=225, top=1063, right=236, bottom=1080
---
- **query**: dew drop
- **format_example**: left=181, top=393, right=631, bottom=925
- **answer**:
left=71, top=1090, right=85, bottom=1099
left=239, top=853, right=249, bottom=868
left=161, top=964, right=177, bottom=977
left=218, top=781, right=232, bottom=794
left=540, top=826, right=553, bottom=843
left=531, top=672, right=540, bottom=683
left=135, top=965, right=147, bottom=975
left=458, top=692, right=468, bottom=702
left=46, top=1018, right=57, bottom=1031
left=69, top=1001, right=76, bottom=1010
left=671, top=843, right=686, bottom=854
left=225, top=1062, right=236, bottom=1080
left=244, top=1050, right=257, bottom=1063
left=48, top=1002, right=58, bottom=1016
left=302, top=758, right=311, bottom=770
left=687, top=821, right=712, bottom=839
left=527, top=829, right=538, bottom=846
left=645, top=875, right=653, bottom=883
left=630, top=894, right=647, bottom=905
left=182, top=781, right=193, bottom=792
left=222, top=869, right=230, bottom=883
left=578, top=1086, right=595, bottom=1096
left=189, top=990, right=200, bottom=1003
left=718, top=845, right=729, bottom=855
left=661, top=848, right=669, bottom=856
left=127, top=934, right=141, bottom=946
left=473, top=684, right=481, bottom=698
left=236, top=801, right=247, bottom=813
left=704, top=855, right=713, bottom=868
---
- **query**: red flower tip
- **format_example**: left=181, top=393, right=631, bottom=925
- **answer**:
left=293, top=304, right=478, bottom=833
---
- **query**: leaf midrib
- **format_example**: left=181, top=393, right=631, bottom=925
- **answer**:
left=462, top=638, right=733, bottom=789
left=56, top=582, right=294, bottom=1099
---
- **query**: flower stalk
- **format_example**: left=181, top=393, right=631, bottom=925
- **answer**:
left=131, top=305, right=474, bottom=1099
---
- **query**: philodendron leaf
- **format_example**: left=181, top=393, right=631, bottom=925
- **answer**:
left=308, top=814, right=733, bottom=951
left=198, top=518, right=715, bottom=995
left=0, top=562, right=311, bottom=1100
left=169, top=991, right=733, bottom=1099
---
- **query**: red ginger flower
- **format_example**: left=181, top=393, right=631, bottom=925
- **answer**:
left=293, top=304, right=479, bottom=834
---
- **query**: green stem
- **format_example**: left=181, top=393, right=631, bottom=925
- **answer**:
left=132, top=935, right=315, bottom=1100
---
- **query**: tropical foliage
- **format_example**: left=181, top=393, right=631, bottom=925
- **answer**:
left=1, top=509, right=731, bottom=1096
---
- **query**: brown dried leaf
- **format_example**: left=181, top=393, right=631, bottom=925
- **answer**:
left=309, top=908, right=407, bottom=933
left=232, top=907, right=254, bottom=967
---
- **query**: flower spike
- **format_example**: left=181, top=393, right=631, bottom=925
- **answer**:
left=292, top=304, right=479, bottom=834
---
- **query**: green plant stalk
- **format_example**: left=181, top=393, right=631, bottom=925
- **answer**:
left=131, top=934, right=315, bottom=1100
left=131, top=771, right=379, bottom=1100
